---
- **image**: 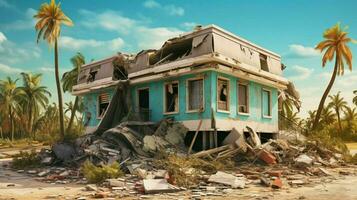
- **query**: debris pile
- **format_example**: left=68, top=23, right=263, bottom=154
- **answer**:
left=9, top=122, right=356, bottom=199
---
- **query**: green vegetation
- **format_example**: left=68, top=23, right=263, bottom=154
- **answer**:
left=81, top=160, right=124, bottom=183
left=155, top=152, right=234, bottom=187
left=11, top=150, right=41, bottom=169
left=34, top=0, right=73, bottom=140
left=312, top=23, right=354, bottom=130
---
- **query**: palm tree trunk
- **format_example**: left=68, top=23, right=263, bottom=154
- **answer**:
left=9, top=106, right=14, bottom=141
left=337, top=110, right=342, bottom=132
left=55, top=39, right=65, bottom=140
left=66, top=96, right=78, bottom=133
left=312, top=54, right=339, bottom=130
left=28, top=106, right=33, bottom=138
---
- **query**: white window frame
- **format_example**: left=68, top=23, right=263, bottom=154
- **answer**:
left=136, top=87, right=150, bottom=110
left=97, top=92, right=110, bottom=119
left=262, top=88, right=272, bottom=118
left=216, top=76, right=230, bottom=113
left=163, top=81, right=180, bottom=115
left=237, top=81, right=250, bottom=115
left=186, top=77, right=205, bottom=113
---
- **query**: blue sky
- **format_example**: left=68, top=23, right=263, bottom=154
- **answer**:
left=0, top=0, right=356, bottom=117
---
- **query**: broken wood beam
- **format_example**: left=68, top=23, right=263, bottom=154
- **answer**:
left=191, top=144, right=231, bottom=158
left=187, top=119, right=203, bottom=155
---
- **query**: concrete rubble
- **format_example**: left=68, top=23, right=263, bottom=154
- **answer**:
left=7, top=121, right=356, bottom=199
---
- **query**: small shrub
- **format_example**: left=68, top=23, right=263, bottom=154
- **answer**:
left=81, top=160, right=124, bottom=183
left=154, top=152, right=234, bottom=187
left=11, top=150, right=41, bottom=169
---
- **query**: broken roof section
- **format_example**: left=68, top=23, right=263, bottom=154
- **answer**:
left=73, top=24, right=288, bottom=95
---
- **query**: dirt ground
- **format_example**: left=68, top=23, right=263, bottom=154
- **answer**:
left=1, top=145, right=357, bottom=200
left=1, top=156, right=357, bottom=200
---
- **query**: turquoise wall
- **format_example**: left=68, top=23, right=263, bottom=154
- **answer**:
left=82, top=87, right=115, bottom=126
left=130, top=71, right=213, bottom=122
left=210, top=71, right=278, bottom=125
left=82, top=70, right=278, bottom=127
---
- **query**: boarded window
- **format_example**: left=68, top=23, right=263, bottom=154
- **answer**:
left=217, top=78, right=229, bottom=111
left=262, top=89, right=272, bottom=117
left=187, top=79, right=203, bottom=111
left=238, top=83, right=249, bottom=113
left=165, top=82, right=179, bottom=113
left=259, top=53, right=269, bottom=72
left=98, top=93, right=110, bottom=118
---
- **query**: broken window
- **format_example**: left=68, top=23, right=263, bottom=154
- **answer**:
left=238, top=82, right=249, bottom=114
left=187, top=78, right=203, bottom=111
left=262, top=89, right=272, bottom=117
left=137, top=88, right=150, bottom=121
left=98, top=93, right=110, bottom=118
left=259, top=53, right=269, bottom=72
left=164, top=82, right=179, bottom=113
left=87, top=65, right=100, bottom=83
left=217, top=78, right=229, bottom=111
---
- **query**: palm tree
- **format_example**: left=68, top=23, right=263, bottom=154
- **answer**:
left=18, top=73, right=51, bottom=138
left=0, top=77, right=22, bottom=141
left=34, top=0, right=73, bottom=139
left=312, top=23, right=355, bottom=130
left=62, top=52, right=85, bottom=132
left=344, top=106, right=357, bottom=128
left=353, top=90, right=357, bottom=106
left=328, top=92, right=347, bottom=132
left=320, top=106, right=336, bottom=125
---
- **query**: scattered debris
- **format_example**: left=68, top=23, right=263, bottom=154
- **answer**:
left=143, top=179, right=180, bottom=194
left=208, top=171, right=245, bottom=189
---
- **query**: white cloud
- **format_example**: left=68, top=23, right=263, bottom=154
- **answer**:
left=287, top=44, right=320, bottom=58
left=59, top=36, right=125, bottom=51
left=0, top=63, right=23, bottom=74
left=287, top=65, right=314, bottom=80
left=143, top=0, right=160, bottom=8
left=0, top=32, right=6, bottom=43
left=181, top=22, right=198, bottom=30
left=0, top=37, right=41, bottom=64
left=78, top=10, right=184, bottom=50
left=0, top=0, right=13, bottom=8
left=40, top=67, right=54, bottom=72
left=142, top=0, right=185, bottom=16
left=3, top=8, right=37, bottom=30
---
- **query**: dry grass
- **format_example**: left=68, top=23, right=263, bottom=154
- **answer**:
left=154, top=152, right=234, bottom=187
left=81, top=160, right=124, bottom=183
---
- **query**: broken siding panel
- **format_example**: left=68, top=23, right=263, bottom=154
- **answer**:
left=191, top=33, right=214, bottom=57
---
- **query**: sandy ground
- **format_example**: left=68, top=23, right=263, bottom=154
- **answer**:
left=0, top=156, right=357, bottom=200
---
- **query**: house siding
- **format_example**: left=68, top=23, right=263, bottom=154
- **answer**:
left=82, top=70, right=278, bottom=131
left=82, top=87, right=115, bottom=127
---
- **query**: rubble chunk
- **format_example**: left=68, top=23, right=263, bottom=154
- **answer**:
left=257, top=149, right=277, bottom=165
left=294, top=154, right=313, bottom=166
left=271, top=178, right=282, bottom=189
left=208, top=171, right=245, bottom=189
left=143, top=179, right=179, bottom=194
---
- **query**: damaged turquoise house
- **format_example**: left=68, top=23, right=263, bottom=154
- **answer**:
left=72, top=25, right=289, bottom=149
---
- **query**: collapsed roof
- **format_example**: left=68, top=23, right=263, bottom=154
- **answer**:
left=73, top=25, right=288, bottom=95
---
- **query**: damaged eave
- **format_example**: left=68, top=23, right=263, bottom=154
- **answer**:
left=72, top=77, right=118, bottom=96
left=129, top=53, right=288, bottom=89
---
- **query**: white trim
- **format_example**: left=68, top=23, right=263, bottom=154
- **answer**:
left=237, top=81, right=250, bottom=115
left=178, top=118, right=278, bottom=133
left=128, top=53, right=288, bottom=87
left=216, top=76, right=230, bottom=113
left=163, top=81, right=180, bottom=115
left=262, top=88, right=272, bottom=118
left=186, top=77, right=205, bottom=113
